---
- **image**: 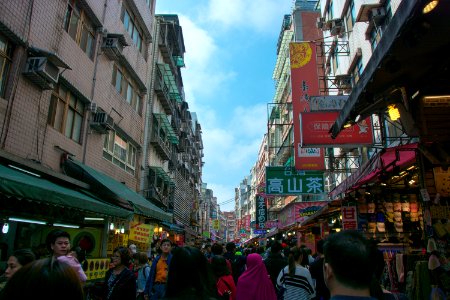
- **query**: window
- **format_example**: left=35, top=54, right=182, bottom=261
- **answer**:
left=121, top=9, right=144, bottom=54
left=63, top=0, right=95, bottom=59
left=384, top=0, right=392, bottom=26
left=370, top=27, right=382, bottom=51
left=111, top=64, right=141, bottom=113
left=103, top=130, right=137, bottom=174
left=146, top=0, right=153, bottom=10
left=328, top=1, right=334, bottom=20
left=48, top=84, right=85, bottom=143
left=352, top=57, right=363, bottom=84
left=0, top=34, right=13, bottom=98
left=346, top=0, right=355, bottom=32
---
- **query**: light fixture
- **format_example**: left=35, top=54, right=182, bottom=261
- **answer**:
left=9, top=217, right=46, bottom=225
left=271, top=237, right=275, bottom=240
left=343, top=122, right=352, bottom=128
left=84, top=217, right=104, bottom=221
left=120, top=225, right=125, bottom=234
left=158, top=227, right=163, bottom=233
left=110, top=222, right=115, bottom=230
left=335, top=228, right=341, bottom=232
left=166, top=233, right=170, bottom=237
left=388, top=104, right=400, bottom=121
left=2, top=223, right=9, bottom=234
left=354, top=115, right=361, bottom=123
left=53, top=223, right=79, bottom=228
left=423, top=0, right=439, bottom=14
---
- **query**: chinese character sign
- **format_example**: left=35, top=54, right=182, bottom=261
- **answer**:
left=266, top=167, right=324, bottom=195
left=290, top=42, right=325, bottom=170
left=129, top=222, right=152, bottom=244
left=255, top=195, right=267, bottom=229
left=342, top=206, right=358, bottom=230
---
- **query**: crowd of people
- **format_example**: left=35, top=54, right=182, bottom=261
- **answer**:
left=0, top=229, right=439, bottom=299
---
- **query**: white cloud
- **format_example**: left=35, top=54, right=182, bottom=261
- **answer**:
left=205, top=0, right=292, bottom=33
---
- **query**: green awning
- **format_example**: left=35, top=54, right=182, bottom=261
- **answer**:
left=159, top=63, right=182, bottom=103
left=149, top=166, right=175, bottom=186
left=64, top=159, right=172, bottom=222
left=153, top=113, right=179, bottom=144
left=0, top=164, right=133, bottom=219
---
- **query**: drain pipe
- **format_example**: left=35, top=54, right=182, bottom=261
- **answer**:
left=140, top=17, right=160, bottom=194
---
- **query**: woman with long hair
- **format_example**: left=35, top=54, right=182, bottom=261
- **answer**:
left=276, top=246, right=315, bottom=300
left=210, top=255, right=236, bottom=300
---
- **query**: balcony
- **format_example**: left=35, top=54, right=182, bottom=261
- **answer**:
left=150, top=130, right=171, bottom=160
left=155, top=65, right=173, bottom=115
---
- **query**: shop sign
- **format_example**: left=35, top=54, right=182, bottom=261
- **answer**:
left=202, top=231, right=210, bottom=238
left=255, top=195, right=267, bottom=229
left=266, top=166, right=324, bottom=195
left=129, top=222, right=152, bottom=244
left=212, top=219, right=220, bottom=230
left=278, top=204, right=296, bottom=228
left=299, top=111, right=373, bottom=147
left=290, top=42, right=320, bottom=170
left=295, top=201, right=327, bottom=224
left=253, top=229, right=266, bottom=235
left=297, top=147, right=325, bottom=170
left=265, top=220, right=278, bottom=228
left=342, top=206, right=358, bottom=230
left=309, top=95, right=348, bottom=111
left=245, top=214, right=251, bottom=230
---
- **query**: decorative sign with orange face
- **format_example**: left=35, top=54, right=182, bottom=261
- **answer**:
left=290, top=43, right=312, bottom=69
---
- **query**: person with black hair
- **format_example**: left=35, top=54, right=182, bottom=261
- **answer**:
left=323, top=230, right=377, bottom=300
left=58, top=246, right=87, bottom=283
left=264, top=241, right=288, bottom=293
left=0, top=258, right=84, bottom=300
left=163, top=246, right=216, bottom=300
left=103, top=246, right=136, bottom=300
left=276, top=246, right=315, bottom=300
left=144, top=239, right=172, bottom=299
left=3, top=248, right=36, bottom=281
left=210, top=255, right=236, bottom=300
left=46, top=230, right=71, bottom=258
left=309, top=239, right=330, bottom=300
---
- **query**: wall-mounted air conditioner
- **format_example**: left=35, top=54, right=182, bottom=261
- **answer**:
left=329, top=19, right=344, bottom=36
left=23, top=57, right=60, bottom=89
left=370, top=7, right=386, bottom=25
left=316, top=17, right=326, bottom=30
left=90, top=111, right=114, bottom=134
left=101, top=34, right=127, bottom=61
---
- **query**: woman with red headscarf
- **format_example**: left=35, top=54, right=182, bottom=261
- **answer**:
left=236, top=253, right=277, bottom=300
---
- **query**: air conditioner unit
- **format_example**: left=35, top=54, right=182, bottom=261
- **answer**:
left=101, top=35, right=125, bottom=61
left=88, top=102, right=97, bottom=112
left=90, top=111, right=114, bottom=133
left=370, top=7, right=386, bottom=25
left=329, top=19, right=344, bottom=36
left=23, top=57, right=60, bottom=89
left=316, top=17, right=326, bottom=30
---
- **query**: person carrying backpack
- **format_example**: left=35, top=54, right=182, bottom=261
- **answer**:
left=135, top=252, right=150, bottom=300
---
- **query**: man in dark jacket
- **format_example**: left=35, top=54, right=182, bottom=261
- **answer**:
left=264, top=241, right=288, bottom=290
left=309, top=239, right=330, bottom=300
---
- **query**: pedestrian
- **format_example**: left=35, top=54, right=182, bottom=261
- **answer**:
left=264, top=241, right=288, bottom=293
left=46, top=229, right=71, bottom=258
left=236, top=253, right=277, bottom=300
left=204, top=244, right=212, bottom=259
left=163, top=246, right=216, bottom=299
left=210, top=255, right=237, bottom=300
left=323, top=230, right=377, bottom=300
left=309, top=239, right=330, bottom=300
left=277, top=246, right=315, bottom=300
left=136, top=252, right=151, bottom=300
left=57, top=246, right=87, bottom=283
left=0, top=257, right=84, bottom=300
left=144, top=239, right=172, bottom=300
left=210, top=242, right=232, bottom=273
left=103, top=246, right=136, bottom=300
left=0, top=248, right=36, bottom=293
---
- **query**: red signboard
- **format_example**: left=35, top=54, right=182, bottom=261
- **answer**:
left=342, top=206, right=358, bottom=230
left=300, top=111, right=373, bottom=147
left=290, top=42, right=325, bottom=170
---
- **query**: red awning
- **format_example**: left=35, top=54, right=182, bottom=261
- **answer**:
left=329, top=143, right=418, bottom=198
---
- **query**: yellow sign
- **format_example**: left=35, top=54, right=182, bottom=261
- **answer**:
left=289, top=42, right=312, bottom=69
left=129, top=222, right=152, bottom=244
left=212, top=219, right=220, bottom=230
left=85, top=258, right=110, bottom=281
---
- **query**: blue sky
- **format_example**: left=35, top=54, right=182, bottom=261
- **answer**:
left=156, top=1, right=293, bottom=211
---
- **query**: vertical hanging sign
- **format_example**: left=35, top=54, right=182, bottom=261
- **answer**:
left=290, top=42, right=325, bottom=170
left=255, top=195, right=267, bottom=229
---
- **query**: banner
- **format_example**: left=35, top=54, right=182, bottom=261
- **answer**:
left=342, top=206, right=358, bottom=230
left=266, top=166, right=324, bottom=195
left=295, top=201, right=327, bottom=224
left=290, top=42, right=325, bottom=170
left=300, top=111, right=373, bottom=147
left=129, top=222, right=152, bottom=244
left=255, top=195, right=267, bottom=229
